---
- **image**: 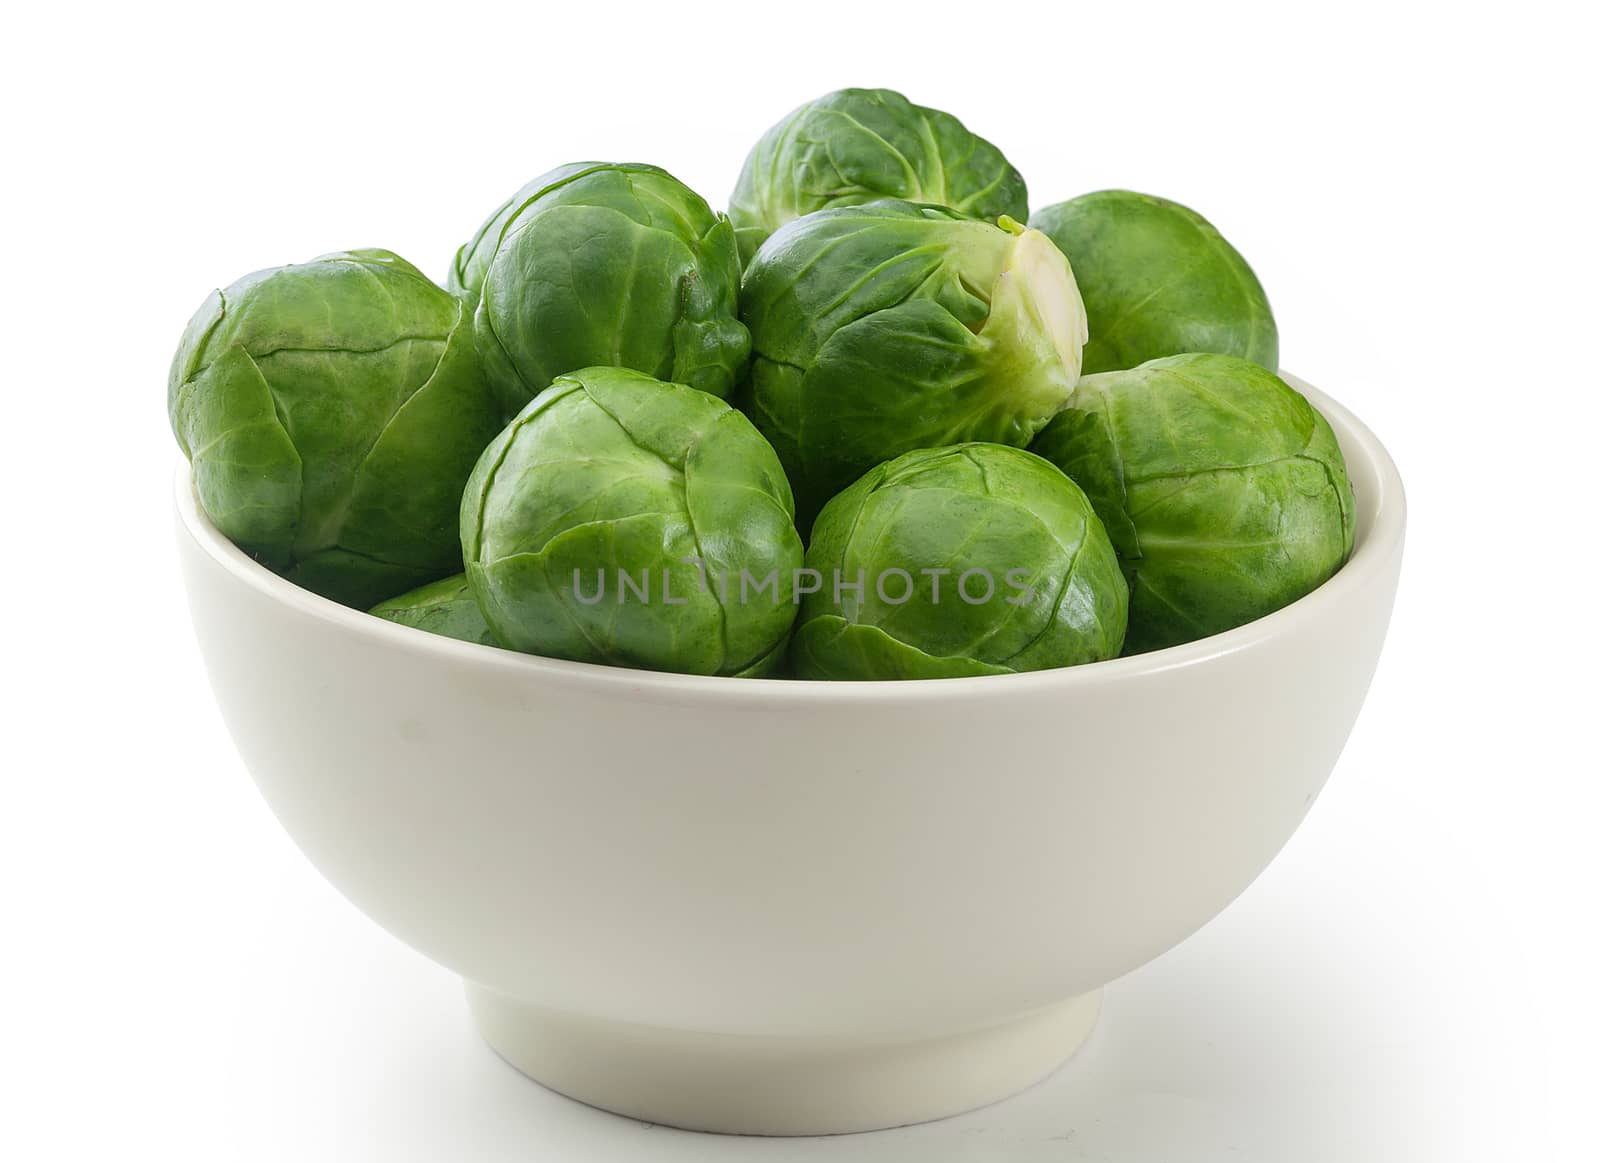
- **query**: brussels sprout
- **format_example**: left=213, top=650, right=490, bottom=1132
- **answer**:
left=729, top=88, right=1028, bottom=265
left=790, top=444, right=1127, bottom=680
left=1030, top=190, right=1277, bottom=375
left=462, top=366, right=803, bottom=676
left=449, top=162, right=748, bottom=417
left=369, top=575, right=496, bottom=646
left=169, top=249, right=500, bottom=609
left=1030, top=353, right=1354, bottom=654
left=740, top=201, right=1088, bottom=531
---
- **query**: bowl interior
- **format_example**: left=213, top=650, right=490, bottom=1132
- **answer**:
left=174, top=372, right=1405, bottom=701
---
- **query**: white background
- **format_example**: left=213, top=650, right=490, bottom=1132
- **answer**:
left=3, top=2, right=1595, bottom=1159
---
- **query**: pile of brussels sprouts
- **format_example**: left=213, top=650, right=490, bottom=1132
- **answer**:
left=170, top=87, right=1354, bottom=681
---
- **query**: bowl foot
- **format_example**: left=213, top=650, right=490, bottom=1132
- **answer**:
left=464, top=984, right=1102, bottom=1135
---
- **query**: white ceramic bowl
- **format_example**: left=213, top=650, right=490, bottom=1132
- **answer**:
left=175, top=374, right=1404, bottom=1136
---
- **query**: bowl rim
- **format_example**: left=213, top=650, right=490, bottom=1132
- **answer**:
left=174, top=372, right=1405, bottom=705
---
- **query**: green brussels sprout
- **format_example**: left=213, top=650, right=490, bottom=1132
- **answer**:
left=462, top=366, right=803, bottom=676
left=1029, top=353, right=1354, bottom=654
left=790, top=444, right=1127, bottom=680
left=369, top=574, right=496, bottom=646
left=729, top=88, right=1028, bottom=265
left=740, top=201, right=1088, bottom=531
left=169, top=249, right=500, bottom=609
left=449, top=162, right=748, bottom=417
left=1029, top=190, right=1277, bottom=375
